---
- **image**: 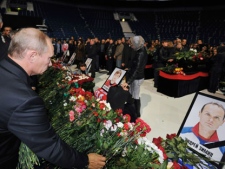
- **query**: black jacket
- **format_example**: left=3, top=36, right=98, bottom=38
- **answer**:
left=0, top=57, right=88, bottom=169
left=126, top=47, right=147, bottom=84
left=0, top=35, right=11, bottom=61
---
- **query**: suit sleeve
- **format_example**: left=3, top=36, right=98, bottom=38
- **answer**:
left=8, top=96, right=88, bottom=169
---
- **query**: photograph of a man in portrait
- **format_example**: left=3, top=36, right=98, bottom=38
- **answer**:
left=178, top=92, right=225, bottom=166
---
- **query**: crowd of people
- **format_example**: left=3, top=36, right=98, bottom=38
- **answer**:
left=51, top=34, right=225, bottom=93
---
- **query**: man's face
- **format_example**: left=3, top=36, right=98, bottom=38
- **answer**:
left=199, top=104, right=225, bottom=131
left=3, top=27, right=11, bottom=36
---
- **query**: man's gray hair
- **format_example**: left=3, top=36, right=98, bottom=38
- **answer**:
left=0, top=14, right=2, bottom=23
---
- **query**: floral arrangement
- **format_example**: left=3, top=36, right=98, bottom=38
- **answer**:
left=17, top=61, right=219, bottom=169
left=159, top=63, right=185, bottom=75
left=173, top=49, right=208, bottom=62
left=160, top=49, right=210, bottom=75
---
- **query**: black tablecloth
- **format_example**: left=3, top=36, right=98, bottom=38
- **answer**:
left=157, top=71, right=209, bottom=98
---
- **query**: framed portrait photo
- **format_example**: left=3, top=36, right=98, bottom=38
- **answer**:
left=85, top=58, right=92, bottom=71
left=102, top=67, right=126, bottom=92
left=67, top=52, right=76, bottom=65
left=177, top=92, right=225, bottom=168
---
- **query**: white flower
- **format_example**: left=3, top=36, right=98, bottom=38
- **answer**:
left=189, top=48, right=197, bottom=54
left=99, top=100, right=106, bottom=104
left=127, top=122, right=133, bottom=131
left=137, top=137, right=164, bottom=164
left=110, top=124, right=117, bottom=131
left=105, top=102, right=111, bottom=111
left=100, top=128, right=105, bottom=137
left=156, top=148, right=164, bottom=164
left=104, top=120, right=112, bottom=130
left=120, top=130, right=128, bottom=137
left=117, top=122, right=124, bottom=128
left=69, top=96, right=76, bottom=102
left=65, top=76, right=72, bottom=81
left=121, top=147, right=127, bottom=157
left=63, top=102, right=67, bottom=106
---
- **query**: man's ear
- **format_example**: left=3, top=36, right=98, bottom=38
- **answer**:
left=28, top=51, right=37, bottom=63
left=198, top=111, right=201, bottom=117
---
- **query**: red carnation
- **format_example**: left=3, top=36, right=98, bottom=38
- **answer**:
left=166, top=133, right=177, bottom=140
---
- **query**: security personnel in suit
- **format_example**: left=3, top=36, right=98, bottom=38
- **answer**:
left=0, top=15, right=11, bottom=60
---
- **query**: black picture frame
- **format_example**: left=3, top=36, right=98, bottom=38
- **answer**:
left=101, top=67, right=126, bottom=92
left=85, top=58, right=92, bottom=72
left=67, top=52, right=76, bottom=65
left=177, top=92, right=225, bottom=168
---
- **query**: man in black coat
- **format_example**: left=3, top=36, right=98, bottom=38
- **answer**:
left=208, top=46, right=225, bottom=93
left=86, top=38, right=97, bottom=78
left=0, top=28, right=106, bottom=169
left=0, top=15, right=11, bottom=61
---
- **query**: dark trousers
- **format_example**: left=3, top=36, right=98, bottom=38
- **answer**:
left=90, top=58, right=96, bottom=78
left=106, top=58, right=114, bottom=74
left=99, top=52, right=106, bottom=69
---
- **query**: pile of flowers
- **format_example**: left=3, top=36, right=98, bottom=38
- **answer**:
left=160, top=50, right=210, bottom=75
left=173, top=49, right=208, bottom=63
left=159, top=63, right=186, bottom=75
left=17, top=63, right=218, bottom=169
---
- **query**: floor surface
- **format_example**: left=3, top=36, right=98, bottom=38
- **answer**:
left=91, top=70, right=225, bottom=141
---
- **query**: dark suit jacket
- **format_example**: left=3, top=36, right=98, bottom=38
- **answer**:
left=0, top=57, right=88, bottom=169
left=0, top=35, right=11, bottom=61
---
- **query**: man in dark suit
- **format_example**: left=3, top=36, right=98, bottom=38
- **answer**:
left=0, top=28, right=106, bottom=169
left=86, top=38, right=97, bottom=78
left=0, top=15, right=11, bottom=61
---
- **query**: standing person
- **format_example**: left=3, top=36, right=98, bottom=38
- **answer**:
left=68, top=39, right=76, bottom=60
left=75, top=38, right=85, bottom=67
left=86, top=38, right=97, bottom=78
left=0, top=15, right=12, bottom=60
left=153, top=40, right=173, bottom=88
left=99, top=39, right=106, bottom=70
left=114, top=38, right=124, bottom=68
left=208, top=46, right=225, bottom=93
left=121, top=35, right=147, bottom=118
left=94, top=37, right=101, bottom=72
left=105, top=38, right=115, bottom=75
left=0, top=28, right=106, bottom=169
left=55, top=39, right=62, bottom=58
left=122, top=39, right=133, bottom=70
